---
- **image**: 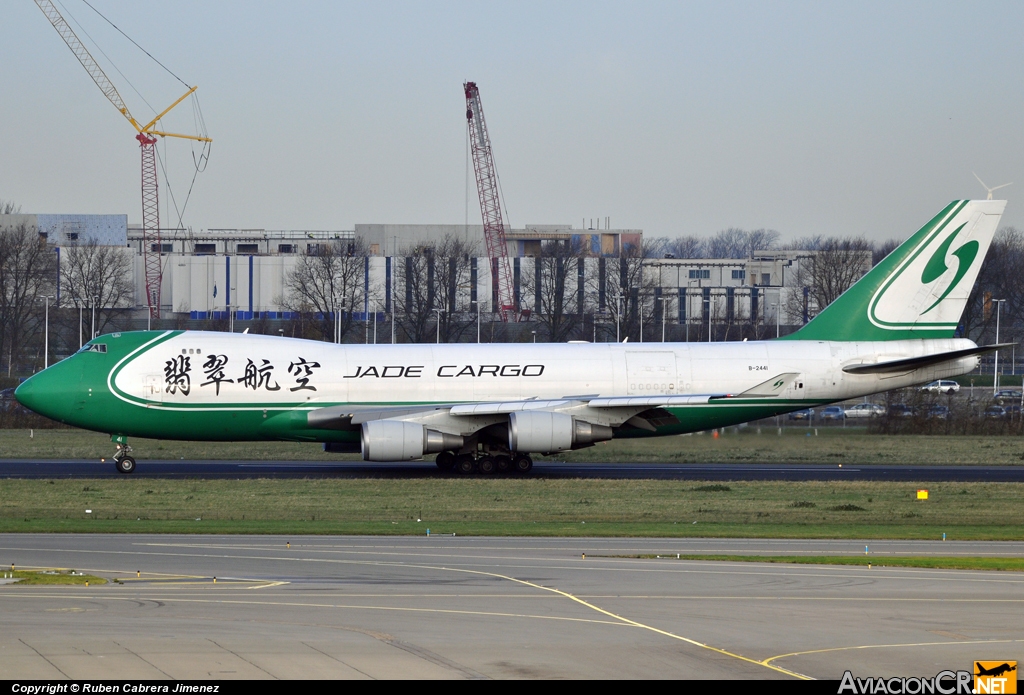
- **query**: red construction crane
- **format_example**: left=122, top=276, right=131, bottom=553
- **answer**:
left=35, top=0, right=211, bottom=321
left=464, top=81, right=517, bottom=322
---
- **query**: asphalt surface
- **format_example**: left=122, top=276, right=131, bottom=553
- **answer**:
left=1, top=535, right=1021, bottom=680
left=3, top=458, right=1024, bottom=481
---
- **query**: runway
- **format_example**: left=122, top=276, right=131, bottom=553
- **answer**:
left=3, top=458, right=1024, bottom=481
left=1, top=535, right=1021, bottom=680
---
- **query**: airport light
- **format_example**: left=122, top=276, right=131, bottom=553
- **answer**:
left=433, top=308, right=442, bottom=344
left=771, top=303, right=780, bottom=339
left=471, top=300, right=481, bottom=343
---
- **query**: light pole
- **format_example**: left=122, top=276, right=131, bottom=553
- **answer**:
left=38, top=296, right=53, bottom=369
left=433, top=308, right=442, bottom=344
left=531, top=330, right=537, bottom=343
left=471, top=300, right=481, bottom=343
left=639, top=296, right=645, bottom=343
left=994, top=298, right=1007, bottom=395
left=335, top=296, right=347, bottom=344
left=372, top=302, right=377, bottom=344
left=771, top=303, right=780, bottom=339
left=658, top=296, right=669, bottom=342
left=91, top=295, right=98, bottom=339
left=615, top=294, right=624, bottom=342
left=147, top=305, right=153, bottom=332
left=79, top=302, right=84, bottom=349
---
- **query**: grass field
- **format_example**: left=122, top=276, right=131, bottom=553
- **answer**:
left=2, top=477, right=1023, bottom=539
left=3, top=428, right=1024, bottom=465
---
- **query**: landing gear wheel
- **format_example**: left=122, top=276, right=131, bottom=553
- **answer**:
left=435, top=451, right=456, bottom=471
left=512, top=454, right=533, bottom=474
left=477, top=455, right=496, bottom=475
left=456, top=454, right=476, bottom=475
left=494, top=454, right=512, bottom=473
left=115, top=456, right=136, bottom=475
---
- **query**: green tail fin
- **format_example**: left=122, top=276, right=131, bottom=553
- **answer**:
left=784, top=200, right=1006, bottom=342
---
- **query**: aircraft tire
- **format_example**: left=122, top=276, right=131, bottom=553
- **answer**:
left=477, top=456, right=496, bottom=475
left=456, top=455, right=476, bottom=475
left=512, top=454, right=533, bottom=474
left=116, top=456, right=137, bottom=475
left=494, top=454, right=512, bottom=473
left=435, top=451, right=456, bottom=471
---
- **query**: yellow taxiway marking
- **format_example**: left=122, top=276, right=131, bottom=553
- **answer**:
left=764, top=638, right=1024, bottom=669
left=429, top=564, right=811, bottom=680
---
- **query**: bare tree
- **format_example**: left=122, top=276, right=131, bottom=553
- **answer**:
left=786, top=236, right=873, bottom=322
left=59, top=241, right=135, bottom=339
left=522, top=239, right=587, bottom=342
left=395, top=247, right=435, bottom=343
left=432, top=234, right=478, bottom=342
left=664, top=235, right=707, bottom=259
left=280, top=238, right=367, bottom=341
left=0, top=200, right=21, bottom=215
left=963, top=227, right=1024, bottom=343
left=0, top=224, right=56, bottom=374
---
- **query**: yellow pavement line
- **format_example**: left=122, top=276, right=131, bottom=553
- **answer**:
left=440, top=564, right=811, bottom=680
left=764, top=638, right=1024, bottom=669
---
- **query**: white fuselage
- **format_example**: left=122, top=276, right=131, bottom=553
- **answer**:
left=115, top=332, right=979, bottom=409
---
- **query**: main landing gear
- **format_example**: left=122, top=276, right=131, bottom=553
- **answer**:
left=435, top=450, right=533, bottom=475
left=111, top=435, right=136, bottom=475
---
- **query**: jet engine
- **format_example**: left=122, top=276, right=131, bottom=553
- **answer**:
left=361, top=420, right=464, bottom=461
left=507, top=411, right=613, bottom=453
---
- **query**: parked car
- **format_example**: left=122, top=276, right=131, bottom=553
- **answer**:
left=993, top=390, right=1023, bottom=405
left=788, top=409, right=814, bottom=421
left=887, top=404, right=915, bottom=418
left=844, top=403, right=886, bottom=419
left=926, top=405, right=950, bottom=420
left=1005, top=404, right=1021, bottom=419
left=820, top=406, right=846, bottom=421
left=984, top=405, right=1007, bottom=420
left=920, top=380, right=960, bottom=394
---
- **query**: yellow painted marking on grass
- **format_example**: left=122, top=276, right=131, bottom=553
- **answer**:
left=764, top=638, right=1024, bottom=669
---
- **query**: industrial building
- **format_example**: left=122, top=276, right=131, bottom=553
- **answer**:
left=2, top=213, right=869, bottom=340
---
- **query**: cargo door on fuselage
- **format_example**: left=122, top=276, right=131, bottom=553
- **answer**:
left=625, top=351, right=678, bottom=395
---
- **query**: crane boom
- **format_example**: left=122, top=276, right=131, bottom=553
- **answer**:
left=34, top=0, right=211, bottom=321
left=464, top=82, right=517, bottom=323
left=34, top=0, right=138, bottom=130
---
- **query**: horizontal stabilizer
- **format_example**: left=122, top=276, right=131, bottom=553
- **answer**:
left=842, top=343, right=1013, bottom=374
left=735, top=372, right=801, bottom=398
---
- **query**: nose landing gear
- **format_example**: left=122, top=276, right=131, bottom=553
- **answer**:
left=111, top=435, right=136, bottom=475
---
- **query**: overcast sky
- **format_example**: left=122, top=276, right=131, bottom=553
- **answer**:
left=2, top=1, right=1022, bottom=243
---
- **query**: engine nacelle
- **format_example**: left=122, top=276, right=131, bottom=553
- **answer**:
left=361, top=420, right=464, bottom=461
left=508, top=411, right=614, bottom=453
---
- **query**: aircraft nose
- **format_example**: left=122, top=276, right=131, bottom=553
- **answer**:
left=15, top=368, right=71, bottom=422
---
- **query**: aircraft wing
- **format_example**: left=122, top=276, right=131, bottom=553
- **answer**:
left=307, top=371, right=802, bottom=430
left=842, top=344, right=1012, bottom=374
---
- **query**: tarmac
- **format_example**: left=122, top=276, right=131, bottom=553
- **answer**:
left=1, top=535, right=1021, bottom=680
left=5, top=459, right=1024, bottom=480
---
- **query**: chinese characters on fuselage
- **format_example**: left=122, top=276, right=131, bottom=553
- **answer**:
left=163, top=354, right=317, bottom=396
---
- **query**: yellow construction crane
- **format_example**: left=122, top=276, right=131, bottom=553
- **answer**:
left=34, top=0, right=211, bottom=320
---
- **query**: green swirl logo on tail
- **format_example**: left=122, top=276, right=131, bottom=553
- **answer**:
left=920, top=223, right=979, bottom=314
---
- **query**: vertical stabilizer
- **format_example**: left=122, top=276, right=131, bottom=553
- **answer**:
left=785, top=200, right=1005, bottom=341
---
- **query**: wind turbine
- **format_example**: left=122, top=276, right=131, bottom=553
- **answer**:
left=974, top=172, right=1013, bottom=200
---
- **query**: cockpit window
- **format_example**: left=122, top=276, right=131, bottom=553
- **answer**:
left=84, top=343, right=107, bottom=354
